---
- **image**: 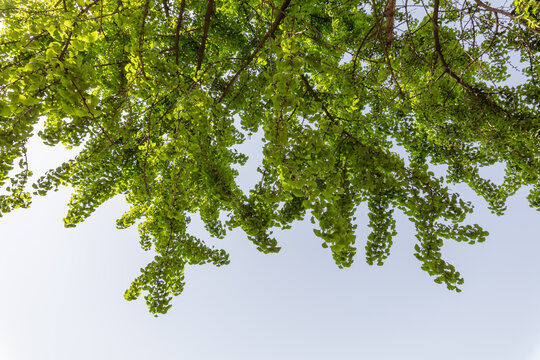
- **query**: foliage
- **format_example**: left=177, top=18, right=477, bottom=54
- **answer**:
left=514, top=0, right=539, bottom=29
left=0, top=0, right=538, bottom=315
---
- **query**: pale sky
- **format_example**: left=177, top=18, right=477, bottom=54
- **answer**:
left=1, top=125, right=540, bottom=360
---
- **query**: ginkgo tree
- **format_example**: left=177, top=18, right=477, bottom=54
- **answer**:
left=0, top=0, right=538, bottom=314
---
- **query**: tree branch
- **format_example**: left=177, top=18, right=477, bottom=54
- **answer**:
left=300, top=74, right=365, bottom=148
left=58, top=0, right=100, bottom=62
left=384, top=0, right=396, bottom=46
left=100, top=0, right=103, bottom=31
left=472, top=0, right=539, bottom=35
left=174, top=0, right=186, bottom=66
left=162, top=0, right=170, bottom=17
left=473, top=0, right=514, bottom=18
left=352, top=24, right=376, bottom=73
left=197, top=0, right=214, bottom=71
left=218, top=0, right=292, bottom=103
left=432, top=0, right=490, bottom=102
left=139, top=0, right=150, bottom=78
left=57, top=32, right=73, bottom=62
left=371, top=0, right=405, bottom=99
left=70, top=79, right=113, bottom=144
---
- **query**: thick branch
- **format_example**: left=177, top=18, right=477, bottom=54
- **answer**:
left=371, top=0, right=405, bottom=99
left=218, top=0, right=292, bottom=103
left=432, top=0, right=491, bottom=102
left=432, top=0, right=517, bottom=127
left=161, top=0, right=170, bottom=17
left=473, top=0, right=514, bottom=18
left=384, top=0, right=396, bottom=46
left=174, top=0, right=186, bottom=66
left=197, top=0, right=214, bottom=71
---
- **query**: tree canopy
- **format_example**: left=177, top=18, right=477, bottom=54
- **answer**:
left=0, top=0, right=539, bottom=314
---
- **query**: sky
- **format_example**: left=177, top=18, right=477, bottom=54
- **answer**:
left=1, top=124, right=540, bottom=360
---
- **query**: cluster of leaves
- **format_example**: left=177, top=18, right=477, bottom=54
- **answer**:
left=0, top=0, right=538, bottom=314
left=514, top=0, right=539, bottom=29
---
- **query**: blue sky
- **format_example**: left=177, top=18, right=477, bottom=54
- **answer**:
left=1, top=126, right=540, bottom=360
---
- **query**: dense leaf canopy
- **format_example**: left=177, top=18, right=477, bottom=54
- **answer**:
left=0, top=0, right=538, bottom=314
